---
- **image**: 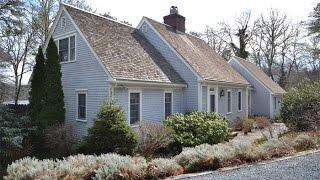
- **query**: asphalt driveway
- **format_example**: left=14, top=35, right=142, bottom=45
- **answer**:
left=183, top=151, right=320, bottom=180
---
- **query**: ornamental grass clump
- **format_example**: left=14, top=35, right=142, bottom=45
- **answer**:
left=292, top=134, right=317, bottom=151
left=146, top=158, right=183, bottom=179
left=5, top=157, right=57, bottom=180
left=93, top=154, right=147, bottom=179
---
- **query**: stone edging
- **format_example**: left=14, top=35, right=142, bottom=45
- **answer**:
left=168, top=149, right=320, bottom=180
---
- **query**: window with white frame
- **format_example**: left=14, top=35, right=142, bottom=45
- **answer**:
left=141, top=23, right=148, bottom=33
left=238, top=90, right=242, bottom=111
left=164, top=92, right=172, bottom=118
left=274, top=97, right=277, bottom=110
left=130, top=92, right=140, bottom=125
left=58, top=35, right=75, bottom=62
left=227, top=90, right=232, bottom=113
left=77, top=92, right=86, bottom=120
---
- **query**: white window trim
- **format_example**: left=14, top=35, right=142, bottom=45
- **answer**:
left=55, top=33, right=77, bottom=64
left=227, top=89, right=232, bottom=114
left=238, top=90, right=243, bottom=112
left=76, top=89, right=88, bottom=122
left=206, top=86, right=219, bottom=113
left=128, top=89, right=142, bottom=127
left=164, top=91, right=173, bottom=119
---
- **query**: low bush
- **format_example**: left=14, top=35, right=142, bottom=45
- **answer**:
left=242, top=118, right=255, bottom=134
left=255, top=116, right=271, bottom=129
left=292, top=134, right=317, bottom=151
left=137, top=122, right=173, bottom=158
left=165, top=111, right=230, bottom=147
left=146, top=158, right=183, bottom=178
left=233, top=117, right=244, bottom=131
left=281, top=82, right=320, bottom=131
left=77, top=102, right=138, bottom=155
left=258, top=139, right=294, bottom=158
left=44, top=123, right=77, bottom=158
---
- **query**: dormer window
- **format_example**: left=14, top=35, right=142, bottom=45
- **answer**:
left=61, top=17, right=66, bottom=28
left=58, top=35, right=75, bottom=62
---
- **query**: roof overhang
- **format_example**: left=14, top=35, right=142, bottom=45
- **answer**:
left=201, top=79, right=251, bottom=88
left=110, top=79, right=187, bottom=88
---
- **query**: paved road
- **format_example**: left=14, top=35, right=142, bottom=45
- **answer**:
left=189, top=151, right=320, bottom=180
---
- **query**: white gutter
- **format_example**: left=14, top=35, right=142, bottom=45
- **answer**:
left=109, top=79, right=187, bottom=88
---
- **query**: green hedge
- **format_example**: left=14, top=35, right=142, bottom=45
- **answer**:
left=165, top=111, right=230, bottom=147
left=281, top=83, right=320, bottom=131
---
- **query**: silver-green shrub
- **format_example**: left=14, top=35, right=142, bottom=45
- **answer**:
left=146, top=158, right=182, bottom=178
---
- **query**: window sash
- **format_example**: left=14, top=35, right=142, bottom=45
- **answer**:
left=58, top=35, right=75, bottom=62
left=238, top=91, right=242, bottom=111
left=78, top=93, right=86, bottom=120
left=165, top=93, right=172, bottom=118
left=130, top=93, right=140, bottom=125
left=227, top=91, right=232, bottom=113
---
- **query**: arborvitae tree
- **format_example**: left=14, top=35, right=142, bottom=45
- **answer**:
left=29, top=47, right=45, bottom=126
left=39, top=38, right=65, bottom=128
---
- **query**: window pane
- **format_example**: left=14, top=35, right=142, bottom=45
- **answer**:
left=78, top=93, right=86, bottom=119
left=70, top=36, right=75, bottom=61
left=238, top=91, right=242, bottom=111
left=59, top=38, right=69, bottom=62
left=130, top=93, right=140, bottom=125
left=227, top=91, right=231, bottom=112
left=210, top=94, right=215, bottom=112
left=165, top=93, right=172, bottom=118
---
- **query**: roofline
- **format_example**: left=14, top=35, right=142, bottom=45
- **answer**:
left=137, top=17, right=203, bottom=81
left=61, top=3, right=134, bottom=29
left=229, top=56, right=282, bottom=94
left=110, top=79, right=187, bottom=88
left=201, top=79, right=250, bottom=87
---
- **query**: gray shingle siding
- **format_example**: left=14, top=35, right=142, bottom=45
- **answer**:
left=52, top=11, right=110, bottom=138
left=113, top=87, right=184, bottom=124
left=229, top=59, right=271, bottom=117
left=140, top=22, right=199, bottom=112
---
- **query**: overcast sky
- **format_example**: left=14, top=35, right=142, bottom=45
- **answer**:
left=87, top=0, right=318, bottom=33
left=22, top=0, right=318, bottom=84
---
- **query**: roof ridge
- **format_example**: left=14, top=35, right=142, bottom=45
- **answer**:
left=61, top=3, right=135, bottom=29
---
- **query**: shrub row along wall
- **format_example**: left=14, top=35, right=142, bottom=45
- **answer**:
left=5, top=132, right=319, bottom=180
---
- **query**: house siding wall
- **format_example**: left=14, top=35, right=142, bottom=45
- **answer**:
left=113, top=87, right=184, bottom=124
left=52, top=11, right=110, bottom=138
left=140, top=22, right=199, bottom=112
left=203, top=85, right=247, bottom=122
left=229, top=59, right=271, bottom=117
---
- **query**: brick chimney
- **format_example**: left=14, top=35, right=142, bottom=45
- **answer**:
left=163, top=6, right=185, bottom=32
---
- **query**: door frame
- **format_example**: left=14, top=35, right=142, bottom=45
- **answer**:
left=207, top=86, right=219, bottom=112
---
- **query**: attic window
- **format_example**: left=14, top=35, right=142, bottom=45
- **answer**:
left=61, top=17, right=66, bottom=28
left=141, top=23, right=148, bottom=33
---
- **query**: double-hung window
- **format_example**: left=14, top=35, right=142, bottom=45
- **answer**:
left=164, top=92, right=172, bottom=118
left=227, top=90, right=232, bottom=113
left=238, top=90, right=242, bottom=111
left=130, top=92, right=140, bottom=125
left=77, top=92, right=86, bottom=121
left=58, top=35, right=75, bottom=62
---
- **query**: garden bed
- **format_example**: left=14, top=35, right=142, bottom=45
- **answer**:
left=4, top=123, right=319, bottom=180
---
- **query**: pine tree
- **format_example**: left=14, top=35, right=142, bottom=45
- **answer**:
left=29, top=47, right=45, bottom=126
left=40, top=38, right=65, bottom=128
left=309, top=3, right=320, bottom=37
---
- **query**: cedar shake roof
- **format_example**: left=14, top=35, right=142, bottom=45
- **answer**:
left=146, top=18, right=249, bottom=85
left=64, top=5, right=186, bottom=85
left=234, top=56, right=286, bottom=94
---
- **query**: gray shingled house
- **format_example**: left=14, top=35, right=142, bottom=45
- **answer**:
left=44, top=4, right=270, bottom=137
left=229, top=57, right=286, bottom=119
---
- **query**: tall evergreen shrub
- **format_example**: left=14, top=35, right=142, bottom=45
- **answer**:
left=39, top=38, right=65, bottom=127
left=29, top=47, right=45, bottom=126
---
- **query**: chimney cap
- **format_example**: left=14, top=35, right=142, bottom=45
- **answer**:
left=170, top=6, right=178, bottom=14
